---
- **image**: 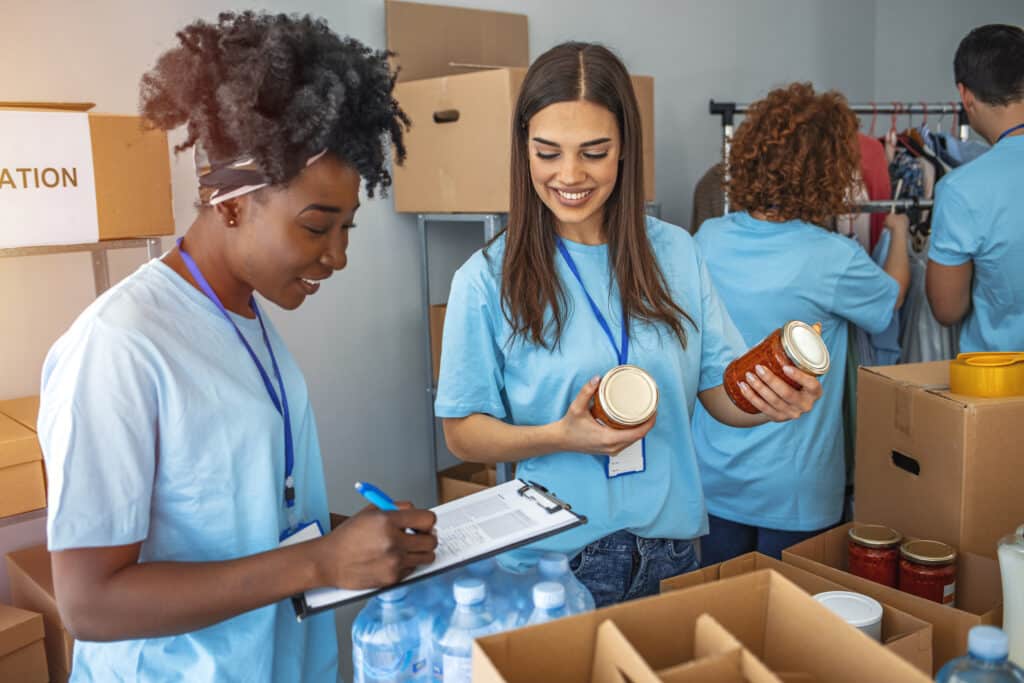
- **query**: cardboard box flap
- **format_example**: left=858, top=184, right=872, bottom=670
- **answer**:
left=0, top=605, right=44, bottom=658
left=0, top=102, right=95, bottom=112
left=695, top=614, right=744, bottom=658
left=0, top=413, right=41, bottom=468
left=592, top=620, right=661, bottom=683
left=386, top=0, right=528, bottom=82
left=0, top=396, right=40, bottom=433
left=863, top=362, right=1024, bottom=408
left=472, top=611, right=603, bottom=683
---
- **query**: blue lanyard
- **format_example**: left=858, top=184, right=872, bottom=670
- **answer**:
left=175, top=238, right=297, bottom=525
left=556, top=238, right=629, bottom=364
left=997, top=123, right=1024, bottom=143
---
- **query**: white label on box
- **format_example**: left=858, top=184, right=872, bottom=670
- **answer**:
left=0, top=110, right=99, bottom=248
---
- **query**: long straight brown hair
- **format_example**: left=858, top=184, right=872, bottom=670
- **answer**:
left=497, top=42, right=694, bottom=350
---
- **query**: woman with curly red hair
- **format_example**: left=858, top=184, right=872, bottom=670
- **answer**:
left=692, top=83, right=911, bottom=564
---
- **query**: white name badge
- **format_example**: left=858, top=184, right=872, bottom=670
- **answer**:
left=0, top=110, right=100, bottom=248
left=606, top=438, right=646, bottom=478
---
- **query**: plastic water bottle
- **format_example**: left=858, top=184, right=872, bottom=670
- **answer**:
left=465, top=558, right=522, bottom=629
left=525, top=581, right=569, bottom=625
left=936, top=626, right=1024, bottom=683
left=538, top=551, right=596, bottom=614
left=432, top=577, right=501, bottom=683
left=352, top=587, right=430, bottom=682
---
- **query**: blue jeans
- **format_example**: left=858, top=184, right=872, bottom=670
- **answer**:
left=700, top=513, right=828, bottom=566
left=569, top=530, right=699, bottom=608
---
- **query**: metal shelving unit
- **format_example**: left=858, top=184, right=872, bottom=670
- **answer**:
left=0, top=237, right=164, bottom=295
left=416, top=213, right=512, bottom=493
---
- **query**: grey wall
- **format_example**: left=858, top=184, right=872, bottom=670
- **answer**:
left=2, top=2, right=1021, bottom=678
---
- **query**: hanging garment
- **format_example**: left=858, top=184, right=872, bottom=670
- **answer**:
left=898, top=235, right=960, bottom=363
left=691, top=163, right=726, bottom=233
left=860, top=134, right=893, bottom=253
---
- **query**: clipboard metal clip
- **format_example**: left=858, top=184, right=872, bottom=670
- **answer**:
left=518, top=480, right=572, bottom=513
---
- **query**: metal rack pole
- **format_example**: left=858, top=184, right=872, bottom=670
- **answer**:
left=417, top=214, right=511, bottom=501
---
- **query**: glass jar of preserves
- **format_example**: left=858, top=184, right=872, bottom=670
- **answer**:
left=591, top=365, right=659, bottom=429
left=900, top=540, right=958, bottom=606
left=723, top=321, right=830, bottom=414
left=848, top=524, right=903, bottom=587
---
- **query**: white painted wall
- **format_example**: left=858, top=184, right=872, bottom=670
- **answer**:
left=2, top=2, right=1021, bottom=678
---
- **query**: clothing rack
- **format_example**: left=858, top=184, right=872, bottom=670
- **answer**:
left=709, top=100, right=970, bottom=213
left=853, top=198, right=934, bottom=213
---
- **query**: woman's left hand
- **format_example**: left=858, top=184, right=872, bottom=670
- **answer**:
left=738, top=363, right=823, bottom=422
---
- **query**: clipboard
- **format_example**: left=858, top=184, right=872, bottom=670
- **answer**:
left=291, top=478, right=586, bottom=620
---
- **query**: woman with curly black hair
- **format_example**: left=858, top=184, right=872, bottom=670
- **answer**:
left=37, top=12, right=436, bottom=681
left=692, top=83, right=910, bottom=566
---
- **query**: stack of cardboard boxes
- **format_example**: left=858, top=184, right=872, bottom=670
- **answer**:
left=779, top=361, right=1023, bottom=672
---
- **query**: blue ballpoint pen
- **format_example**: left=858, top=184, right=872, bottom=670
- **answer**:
left=354, top=481, right=400, bottom=511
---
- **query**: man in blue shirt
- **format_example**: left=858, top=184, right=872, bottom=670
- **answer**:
left=927, top=25, right=1024, bottom=351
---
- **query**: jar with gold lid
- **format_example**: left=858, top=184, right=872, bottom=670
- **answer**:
left=591, top=365, right=659, bottom=429
left=724, top=321, right=830, bottom=414
left=848, top=524, right=903, bottom=587
left=899, top=539, right=958, bottom=606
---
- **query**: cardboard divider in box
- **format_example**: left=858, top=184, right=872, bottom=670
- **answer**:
left=6, top=545, right=74, bottom=683
left=437, top=462, right=499, bottom=503
left=0, top=103, right=173, bottom=247
left=472, top=569, right=930, bottom=683
left=0, top=412, right=46, bottom=519
left=0, top=604, right=48, bottom=683
left=854, top=362, right=1024, bottom=559
left=661, top=552, right=933, bottom=674
left=386, top=1, right=655, bottom=213
left=782, top=521, right=1001, bottom=673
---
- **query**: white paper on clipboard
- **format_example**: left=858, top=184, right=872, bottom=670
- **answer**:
left=295, top=479, right=584, bottom=616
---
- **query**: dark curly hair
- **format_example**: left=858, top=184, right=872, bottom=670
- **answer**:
left=727, top=82, right=860, bottom=228
left=139, top=11, right=408, bottom=197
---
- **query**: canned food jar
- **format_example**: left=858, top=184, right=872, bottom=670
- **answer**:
left=723, top=321, right=830, bottom=414
left=591, top=365, right=659, bottom=429
left=848, top=524, right=903, bottom=588
left=900, top=540, right=958, bottom=606
left=814, top=591, right=884, bottom=641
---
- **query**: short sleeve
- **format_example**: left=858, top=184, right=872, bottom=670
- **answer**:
left=929, top=181, right=979, bottom=267
left=434, top=264, right=507, bottom=419
left=40, top=319, right=158, bottom=550
left=697, top=253, right=746, bottom=392
left=830, top=246, right=899, bottom=335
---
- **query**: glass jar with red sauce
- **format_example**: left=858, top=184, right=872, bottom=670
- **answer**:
left=848, top=524, right=903, bottom=587
left=723, top=321, right=830, bottom=414
left=900, top=540, right=958, bottom=606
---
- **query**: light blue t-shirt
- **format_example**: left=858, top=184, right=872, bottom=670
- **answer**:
left=435, top=217, right=745, bottom=557
left=692, top=212, right=899, bottom=531
left=929, top=134, right=1024, bottom=352
left=39, top=260, right=338, bottom=683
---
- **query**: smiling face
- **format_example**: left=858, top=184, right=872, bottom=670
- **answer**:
left=527, top=99, right=622, bottom=239
left=231, top=154, right=361, bottom=310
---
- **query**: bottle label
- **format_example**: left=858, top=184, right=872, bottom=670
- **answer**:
left=944, top=581, right=956, bottom=607
left=443, top=654, right=472, bottom=683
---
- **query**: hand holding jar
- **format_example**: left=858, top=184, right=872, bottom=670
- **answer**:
left=556, top=371, right=656, bottom=457
left=724, top=320, right=828, bottom=421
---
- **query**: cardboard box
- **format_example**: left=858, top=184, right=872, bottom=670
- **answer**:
left=387, top=2, right=655, bottom=213
left=473, top=569, right=930, bottom=683
left=386, top=0, right=528, bottom=84
left=0, top=103, right=173, bottom=247
left=6, top=545, right=74, bottom=683
left=437, top=462, right=498, bottom=503
left=0, top=604, right=47, bottom=683
left=430, top=303, right=446, bottom=384
left=854, top=362, right=1024, bottom=559
left=0, top=396, right=40, bottom=433
left=662, top=552, right=933, bottom=674
left=783, top=522, right=1002, bottom=673
left=0, top=413, right=46, bottom=518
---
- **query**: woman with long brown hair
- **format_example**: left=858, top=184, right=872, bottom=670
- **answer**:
left=692, top=83, right=910, bottom=566
left=435, top=43, right=822, bottom=607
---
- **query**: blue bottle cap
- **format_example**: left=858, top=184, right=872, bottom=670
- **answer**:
left=968, top=625, right=1008, bottom=661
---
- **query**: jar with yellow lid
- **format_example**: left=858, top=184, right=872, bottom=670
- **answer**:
left=899, top=539, right=958, bottom=606
left=591, top=365, right=659, bottom=429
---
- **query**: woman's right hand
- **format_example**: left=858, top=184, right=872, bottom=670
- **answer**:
left=556, top=376, right=655, bottom=456
left=884, top=212, right=910, bottom=235
left=312, top=506, right=437, bottom=589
